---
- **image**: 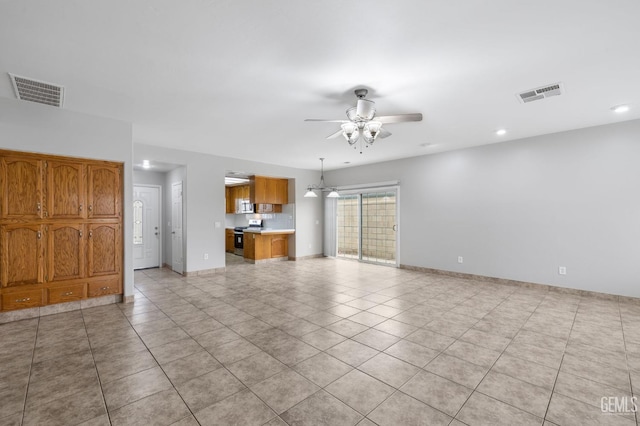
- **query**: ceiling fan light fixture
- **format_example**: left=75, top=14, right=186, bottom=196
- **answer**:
left=341, top=122, right=360, bottom=143
left=346, top=107, right=357, bottom=121
left=363, top=121, right=382, bottom=140
left=355, top=99, right=376, bottom=120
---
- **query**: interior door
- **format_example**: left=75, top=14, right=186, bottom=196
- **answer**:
left=133, top=185, right=161, bottom=270
left=171, top=182, right=184, bottom=274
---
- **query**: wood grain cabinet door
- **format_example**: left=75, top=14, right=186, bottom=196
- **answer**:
left=1, top=156, right=43, bottom=219
left=87, top=165, right=121, bottom=218
left=87, top=223, right=121, bottom=277
left=271, top=236, right=288, bottom=258
left=0, top=224, right=45, bottom=287
left=46, top=161, right=85, bottom=219
left=47, top=224, right=85, bottom=282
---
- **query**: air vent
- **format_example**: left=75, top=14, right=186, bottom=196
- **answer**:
left=517, top=82, right=562, bottom=104
left=9, top=73, right=65, bottom=107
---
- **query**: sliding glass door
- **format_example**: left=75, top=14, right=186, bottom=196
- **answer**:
left=336, top=189, right=398, bottom=266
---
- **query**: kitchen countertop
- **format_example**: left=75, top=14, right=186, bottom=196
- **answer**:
left=243, top=228, right=295, bottom=235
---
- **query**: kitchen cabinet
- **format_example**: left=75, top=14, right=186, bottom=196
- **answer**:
left=0, top=149, right=123, bottom=312
left=255, top=204, right=282, bottom=213
left=226, top=184, right=252, bottom=214
left=244, top=231, right=255, bottom=259
left=225, top=229, right=234, bottom=253
left=250, top=176, right=288, bottom=205
left=243, top=232, right=290, bottom=261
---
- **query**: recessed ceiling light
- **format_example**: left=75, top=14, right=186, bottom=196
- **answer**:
left=611, top=105, right=630, bottom=113
left=142, top=160, right=151, bottom=169
left=496, top=129, right=507, bottom=136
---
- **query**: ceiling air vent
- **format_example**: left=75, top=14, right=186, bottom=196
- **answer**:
left=517, top=82, right=562, bottom=104
left=8, top=73, right=65, bottom=107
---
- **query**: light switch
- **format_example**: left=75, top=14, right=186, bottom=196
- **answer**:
left=214, top=221, right=221, bottom=228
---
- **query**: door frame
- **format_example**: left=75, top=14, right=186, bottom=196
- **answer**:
left=133, top=184, right=162, bottom=270
left=335, top=185, right=400, bottom=267
left=171, top=181, right=184, bottom=274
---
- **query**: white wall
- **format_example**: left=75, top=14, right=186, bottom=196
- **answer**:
left=134, top=143, right=323, bottom=273
left=325, top=119, right=640, bottom=298
left=0, top=97, right=135, bottom=296
left=133, top=170, right=165, bottom=187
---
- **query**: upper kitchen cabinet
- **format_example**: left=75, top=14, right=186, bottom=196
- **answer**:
left=250, top=176, right=288, bottom=205
left=87, top=165, right=121, bottom=218
left=0, top=156, right=44, bottom=219
left=46, top=161, right=86, bottom=219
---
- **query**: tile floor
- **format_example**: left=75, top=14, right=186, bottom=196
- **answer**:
left=1, top=257, right=639, bottom=426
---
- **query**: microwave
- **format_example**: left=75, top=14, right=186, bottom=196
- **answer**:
left=237, top=199, right=254, bottom=214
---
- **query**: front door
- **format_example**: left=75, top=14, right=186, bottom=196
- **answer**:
left=133, top=185, right=160, bottom=270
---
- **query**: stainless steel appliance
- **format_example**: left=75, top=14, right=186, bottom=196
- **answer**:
left=233, top=226, right=247, bottom=256
left=237, top=199, right=254, bottom=214
left=247, top=219, right=263, bottom=231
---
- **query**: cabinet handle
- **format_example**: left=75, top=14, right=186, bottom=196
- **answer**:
left=88, top=205, right=93, bottom=212
left=16, top=297, right=31, bottom=302
left=79, top=230, right=83, bottom=237
left=100, top=286, right=110, bottom=291
left=37, top=202, right=41, bottom=211
left=79, top=204, right=83, bottom=212
left=89, top=231, right=93, bottom=239
left=62, top=292, right=73, bottom=296
left=37, top=231, right=42, bottom=239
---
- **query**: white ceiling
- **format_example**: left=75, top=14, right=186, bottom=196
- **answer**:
left=1, top=0, right=639, bottom=171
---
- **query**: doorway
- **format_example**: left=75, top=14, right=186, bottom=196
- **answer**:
left=171, top=181, right=184, bottom=274
left=336, top=189, right=398, bottom=266
left=133, top=185, right=161, bottom=270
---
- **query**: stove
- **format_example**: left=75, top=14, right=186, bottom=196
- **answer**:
left=233, top=220, right=263, bottom=256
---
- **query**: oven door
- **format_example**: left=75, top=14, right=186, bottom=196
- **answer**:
left=234, top=232, right=243, bottom=249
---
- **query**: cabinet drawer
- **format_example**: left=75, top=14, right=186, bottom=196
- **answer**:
left=47, top=283, right=86, bottom=304
left=88, top=278, right=120, bottom=297
left=1, top=289, right=43, bottom=311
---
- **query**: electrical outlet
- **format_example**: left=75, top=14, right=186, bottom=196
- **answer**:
left=458, top=256, right=463, bottom=264
left=204, top=253, right=209, bottom=260
left=558, top=266, right=566, bottom=275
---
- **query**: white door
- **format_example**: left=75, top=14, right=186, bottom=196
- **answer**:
left=133, top=185, right=161, bottom=270
left=171, top=181, right=184, bottom=274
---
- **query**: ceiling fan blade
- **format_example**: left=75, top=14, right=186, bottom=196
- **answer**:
left=305, top=118, right=349, bottom=123
left=326, top=129, right=344, bottom=139
left=376, top=113, right=423, bottom=124
left=378, top=128, right=392, bottom=139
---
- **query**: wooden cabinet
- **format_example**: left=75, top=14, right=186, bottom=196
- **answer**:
left=47, top=223, right=85, bottom=282
left=1, top=156, right=43, bottom=219
left=0, top=149, right=123, bottom=312
left=225, top=229, right=234, bottom=253
left=255, top=204, right=282, bottom=213
left=225, top=185, right=252, bottom=214
left=46, top=161, right=85, bottom=219
left=244, top=232, right=255, bottom=259
left=88, top=165, right=121, bottom=218
left=88, top=223, right=121, bottom=277
left=249, top=176, right=288, bottom=205
left=0, top=224, right=45, bottom=287
left=243, top=232, right=290, bottom=261
left=271, top=235, right=288, bottom=258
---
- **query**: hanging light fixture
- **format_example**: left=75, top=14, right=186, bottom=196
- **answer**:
left=304, top=158, right=339, bottom=198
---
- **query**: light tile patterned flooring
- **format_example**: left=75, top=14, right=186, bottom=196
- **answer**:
left=2, top=257, right=639, bottom=425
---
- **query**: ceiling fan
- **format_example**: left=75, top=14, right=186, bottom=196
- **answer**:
left=305, top=88, right=422, bottom=153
